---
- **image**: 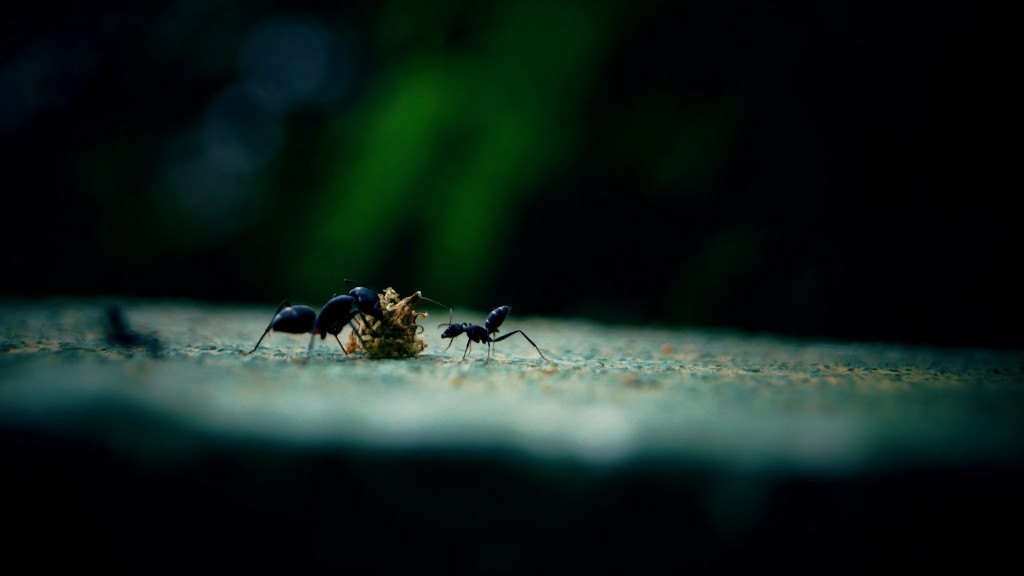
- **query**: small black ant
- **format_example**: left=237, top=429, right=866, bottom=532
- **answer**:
left=243, top=294, right=365, bottom=360
left=439, top=305, right=550, bottom=363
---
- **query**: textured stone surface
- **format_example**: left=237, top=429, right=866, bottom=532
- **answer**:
left=3, top=297, right=1023, bottom=571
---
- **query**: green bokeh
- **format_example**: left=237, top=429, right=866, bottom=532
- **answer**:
left=298, top=1, right=618, bottom=306
left=3, top=0, right=1017, bottom=347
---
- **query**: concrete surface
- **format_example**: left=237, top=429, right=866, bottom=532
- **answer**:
left=2, top=297, right=1023, bottom=572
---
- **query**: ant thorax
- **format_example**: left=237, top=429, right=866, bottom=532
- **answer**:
left=346, top=287, right=429, bottom=358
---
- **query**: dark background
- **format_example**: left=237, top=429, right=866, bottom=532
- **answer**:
left=2, top=0, right=1018, bottom=348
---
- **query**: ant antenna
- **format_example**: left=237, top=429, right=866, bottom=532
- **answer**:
left=438, top=307, right=454, bottom=329
left=417, top=293, right=449, bottom=310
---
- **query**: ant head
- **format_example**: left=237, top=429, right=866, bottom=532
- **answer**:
left=440, top=323, right=467, bottom=339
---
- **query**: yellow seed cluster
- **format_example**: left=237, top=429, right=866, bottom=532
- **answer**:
left=345, top=287, right=429, bottom=358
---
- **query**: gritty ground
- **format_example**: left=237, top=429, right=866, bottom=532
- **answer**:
left=2, top=297, right=1021, bottom=471
left=2, top=297, right=1023, bottom=572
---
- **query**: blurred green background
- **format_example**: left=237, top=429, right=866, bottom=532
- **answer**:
left=2, top=0, right=1017, bottom=347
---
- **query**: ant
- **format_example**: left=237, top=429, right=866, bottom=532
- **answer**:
left=439, top=305, right=550, bottom=363
left=242, top=294, right=365, bottom=360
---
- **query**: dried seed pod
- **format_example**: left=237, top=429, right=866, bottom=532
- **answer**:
left=346, top=287, right=431, bottom=358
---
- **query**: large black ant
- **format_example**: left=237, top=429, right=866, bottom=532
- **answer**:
left=242, top=294, right=364, bottom=360
left=439, top=305, right=550, bottom=363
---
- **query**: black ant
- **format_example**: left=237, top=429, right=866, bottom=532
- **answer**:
left=439, top=305, right=550, bottom=363
left=243, top=294, right=365, bottom=360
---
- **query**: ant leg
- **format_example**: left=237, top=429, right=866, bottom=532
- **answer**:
left=491, top=330, right=550, bottom=361
left=462, top=338, right=472, bottom=361
left=357, top=311, right=373, bottom=328
left=305, top=331, right=318, bottom=364
left=242, top=300, right=292, bottom=355
left=243, top=328, right=272, bottom=355
left=321, top=322, right=365, bottom=356
left=348, top=320, right=367, bottom=352
left=332, top=333, right=350, bottom=355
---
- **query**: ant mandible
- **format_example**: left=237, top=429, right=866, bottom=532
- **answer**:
left=243, top=294, right=365, bottom=361
left=439, top=305, right=550, bottom=363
